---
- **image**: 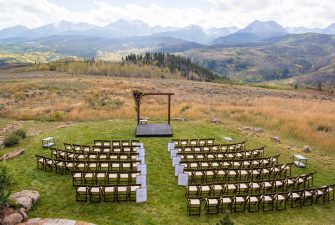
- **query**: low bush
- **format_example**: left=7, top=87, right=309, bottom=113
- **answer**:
left=12, top=129, right=26, bottom=139
left=3, top=129, right=26, bottom=147
left=0, top=165, right=14, bottom=206
left=3, top=134, right=21, bottom=147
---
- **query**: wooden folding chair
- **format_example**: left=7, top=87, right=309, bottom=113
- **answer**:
left=188, top=198, right=201, bottom=216
left=89, top=186, right=102, bottom=202
left=102, top=140, right=111, bottom=147
left=73, top=172, right=83, bottom=186
left=119, top=173, right=130, bottom=185
left=205, top=197, right=220, bottom=214
left=94, top=140, right=103, bottom=146
left=186, top=185, right=199, bottom=198
left=289, top=191, right=303, bottom=208
left=96, top=172, right=106, bottom=185
left=116, top=186, right=129, bottom=202
left=314, top=187, right=327, bottom=204
left=190, top=139, right=198, bottom=145
left=274, top=192, right=289, bottom=210
left=211, top=184, right=223, bottom=197
left=112, top=140, right=121, bottom=147
left=220, top=196, right=232, bottom=212
left=36, top=155, right=45, bottom=170
left=45, top=158, right=54, bottom=172
left=102, top=186, right=115, bottom=202
left=129, top=185, right=141, bottom=201
left=107, top=173, right=118, bottom=185
left=326, top=184, right=335, bottom=201
left=76, top=186, right=88, bottom=202
left=246, top=195, right=260, bottom=212
left=261, top=194, right=274, bottom=211
left=199, top=185, right=211, bottom=198
left=207, top=138, right=215, bottom=145
left=232, top=196, right=246, bottom=212
left=64, top=143, right=73, bottom=151
left=303, top=189, right=314, bottom=206
left=84, top=172, right=95, bottom=185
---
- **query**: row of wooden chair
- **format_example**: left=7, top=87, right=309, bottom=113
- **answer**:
left=174, top=142, right=247, bottom=153
left=36, top=155, right=141, bottom=173
left=188, top=184, right=335, bottom=215
left=186, top=172, right=315, bottom=197
left=185, top=163, right=293, bottom=184
left=178, top=148, right=265, bottom=161
left=93, top=140, right=140, bottom=147
left=63, top=144, right=140, bottom=154
left=51, top=149, right=139, bottom=161
left=180, top=155, right=279, bottom=170
left=72, top=171, right=141, bottom=186
left=172, top=138, right=215, bottom=146
left=75, top=184, right=141, bottom=202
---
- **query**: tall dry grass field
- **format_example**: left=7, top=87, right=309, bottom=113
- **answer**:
left=0, top=70, right=334, bottom=154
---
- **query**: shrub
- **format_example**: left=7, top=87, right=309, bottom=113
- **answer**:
left=317, top=125, right=332, bottom=132
left=0, top=166, right=14, bottom=206
left=12, top=129, right=26, bottom=139
left=216, top=211, right=234, bottom=225
left=3, top=134, right=21, bottom=147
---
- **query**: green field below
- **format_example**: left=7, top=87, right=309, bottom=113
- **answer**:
left=1, top=119, right=335, bottom=225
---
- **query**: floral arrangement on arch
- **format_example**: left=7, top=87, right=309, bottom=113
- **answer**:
left=132, top=90, right=144, bottom=113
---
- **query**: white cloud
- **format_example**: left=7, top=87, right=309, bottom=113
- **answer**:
left=0, top=0, right=334, bottom=30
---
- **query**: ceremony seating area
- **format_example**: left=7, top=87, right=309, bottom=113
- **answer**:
left=36, top=139, right=147, bottom=203
left=167, top=138, right=335, bottom=215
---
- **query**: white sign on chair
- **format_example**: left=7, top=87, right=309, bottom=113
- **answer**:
left=172, top=156, right=181, bottom=167
left=137, top=164, right=147, bottom=175
left=168, top=143, right=175, bottom=152
left=175, top=164, right=185, bottom=176
left=136, top=156, right=145, bottom=164
left=136, top=174, right=147, bottom=188
left=178, top=173, right=189, bottom=186
left=138, top=148, right=145, bottom=157
left=170, top=149, right=177, bottom=159
left=136, top=187, right=147, bottom=203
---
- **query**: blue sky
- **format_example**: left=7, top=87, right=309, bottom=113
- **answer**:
left=0, top=0, right=335, bottom=29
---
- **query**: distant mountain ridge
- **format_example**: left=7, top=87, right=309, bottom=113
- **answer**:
left=1, top=19, right=335, bottom=45
left=212, top=20, right=288, bottom=45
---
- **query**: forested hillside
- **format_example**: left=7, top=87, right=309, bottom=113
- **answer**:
left=123, top=52, right=220, bottom=81
left=183, top=33, right=335, bottom=86
left=28, top=53, right=224, bottom=82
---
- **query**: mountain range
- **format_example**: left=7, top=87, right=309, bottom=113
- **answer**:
left=1, top=19, right=334, bottom=45
left=1, top=19, right=335, bottom=86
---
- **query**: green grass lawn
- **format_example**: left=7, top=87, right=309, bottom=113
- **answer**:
left=1, top=119, right=335, bottom=225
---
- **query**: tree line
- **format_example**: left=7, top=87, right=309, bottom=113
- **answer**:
left=123, top=52, right=226, bottom=82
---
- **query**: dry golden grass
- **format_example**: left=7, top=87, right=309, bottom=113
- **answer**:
left=0, top=70, right=334, bottom=154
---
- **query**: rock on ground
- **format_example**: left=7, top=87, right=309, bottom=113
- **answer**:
left=254, top=127, right=264, bottom=133
left=19, top=218, right=96, bottom=225
left=0, top=148, right=25, bottom=161
left=271, top=136, right=280, bottom=143
left=303, top=145, right=312, bottom=153
left=1, top=212, right=24, bottom=225
left=9, top=190, right=40, bottom=212
left=209, top=118, right=222, bottom=124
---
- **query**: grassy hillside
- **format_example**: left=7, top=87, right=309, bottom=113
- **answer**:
left=182, top=33, right=335, bottom=86
left=1, top=119, right=335, bottom=225
left=0, top=71, right=334, bottom=154
left=0, top=71, right=335, bottom=225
